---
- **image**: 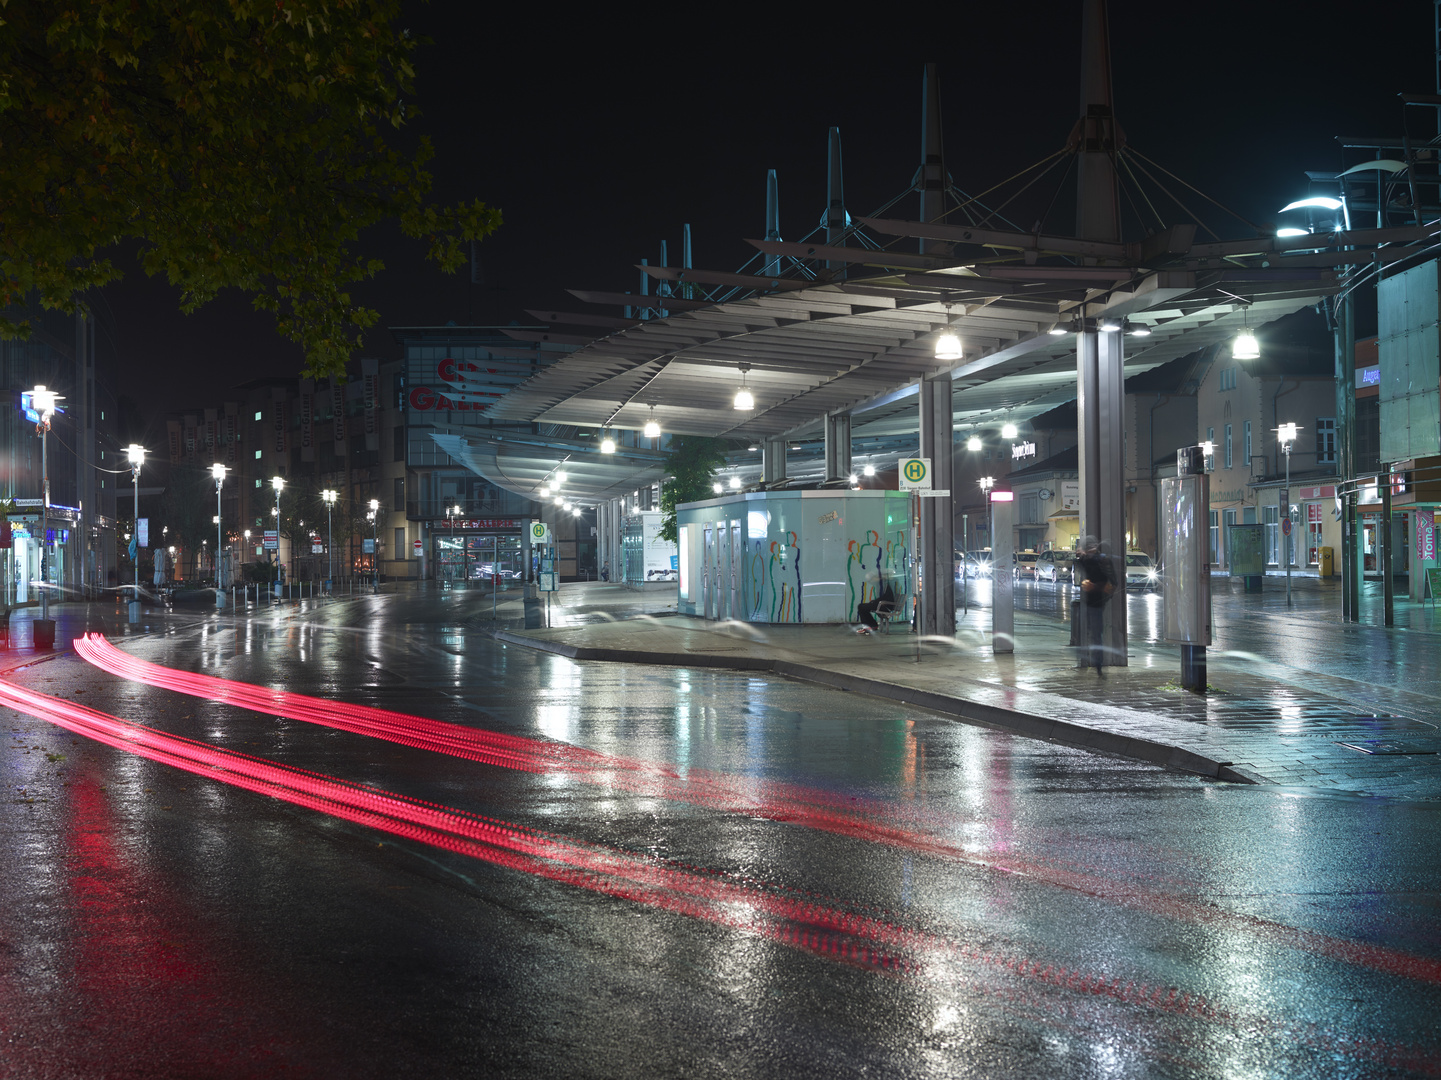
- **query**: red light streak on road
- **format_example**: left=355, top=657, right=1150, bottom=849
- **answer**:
left=73, top=634, right=1441, bottom=992
left=4, top=677, right=1437, bottom=1072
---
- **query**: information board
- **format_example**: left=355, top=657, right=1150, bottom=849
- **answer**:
left=1427, top=567, right=1441, bottom=605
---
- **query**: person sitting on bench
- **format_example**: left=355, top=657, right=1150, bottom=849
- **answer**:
left=856, top=577, right=896, bottom=634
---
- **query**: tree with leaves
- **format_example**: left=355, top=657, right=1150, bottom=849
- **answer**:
left=658, top=436, right=730, bottom=544
left=0, top=0, right=500, bottom=381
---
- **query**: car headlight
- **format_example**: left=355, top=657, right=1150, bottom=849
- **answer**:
left=1146, top=568, right=1158, bottom=579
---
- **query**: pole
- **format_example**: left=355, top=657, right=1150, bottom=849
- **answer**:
left=1285, top=443, right=1292, bottom=605
left=40, top=424, right=48, bottom=621
left=215, top=478, right=223, bottom=589
left=327, top=503, right=333, bottom=591
left=1382, top=472, right=1395, bottom=627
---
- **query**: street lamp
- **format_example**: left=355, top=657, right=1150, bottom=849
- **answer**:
left=978, top=475, right=996, bottom=555
left=321, top=489, right=337, bottom=590
left=271, top=476, right=284, bottom=592
left=126, top=444, right=145, bottom=616
left=210, top=464, right=227, bottom=590
left=22, top=386, right=61, bottom=622
left=1278, top=423, right=1301, bottom=605
left=368, top=498, right=380, bottom=591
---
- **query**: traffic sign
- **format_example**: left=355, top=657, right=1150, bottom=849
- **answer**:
left=263, top=529, right=278, bottom=551
left=899, top=457, right=932, bottom=490
left=529, top=520, right=552, bottom=545
left=1281, top=518, right=1292, bottom=537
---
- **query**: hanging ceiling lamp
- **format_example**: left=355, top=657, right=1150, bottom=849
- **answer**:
left=600, top=430, right=616, bottom=454
left=934, top=305, right=962, bottom=361
left=734, top=364, right=755, bottom=411
left=1001, top=422, right=1019, bottom=440
left=643, top=407, right=661, bottom=439
left=1233, top=309, right=1260, bottom=361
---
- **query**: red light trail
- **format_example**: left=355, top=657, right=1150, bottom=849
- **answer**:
left=4, top=652, right=1437, bottom=1072
left=71, top=633, right=1441, bottom=991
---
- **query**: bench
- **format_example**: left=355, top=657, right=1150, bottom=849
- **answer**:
left=874, top=600, right=903, bottom=634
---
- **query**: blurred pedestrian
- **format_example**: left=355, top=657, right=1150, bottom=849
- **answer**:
left=855, top=575, right=895, bottom=635
left=600, top=561, right=610, bottom=582
left=1076, top=536, right=1116, bottom=676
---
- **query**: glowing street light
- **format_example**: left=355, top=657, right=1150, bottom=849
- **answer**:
left=210, top=463, right=227, bottom=590
left=321, top=489, right=337, bottom=588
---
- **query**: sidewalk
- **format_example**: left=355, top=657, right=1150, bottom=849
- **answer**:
left=498, top=579, right=1441, bottom=801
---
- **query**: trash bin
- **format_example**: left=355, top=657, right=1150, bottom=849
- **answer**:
left=523, top=595, right=542, bottom=628
left=1320, top=546, right=1334, bottom=578
left=33, top=619, right=55, bottom=650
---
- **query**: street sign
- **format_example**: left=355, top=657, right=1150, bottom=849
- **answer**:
left=413, top=539, right=423, bottom=557
left=263, top=529, right=278, bottom=551
left=137, top=518, right=149, bottom=548
left=899, top=457, right=932, bottom=490
left=311, top=540, right=323, bottom=554
left=529, top=520, right=552, bottom=545
left=919, top=489, right=951, bottom=498
left=362, top=538, right=376, bottom=553
left=1281, top=518, right=1292, bottom=537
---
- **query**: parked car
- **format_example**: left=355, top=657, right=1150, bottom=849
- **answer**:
left=1125, top=550, right=1159, bottom=590
left=1036, top=550, right=1075, bottom=583
left=1013, top=550, right=1040, bottom=581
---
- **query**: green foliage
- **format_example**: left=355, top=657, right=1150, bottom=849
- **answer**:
left=658, top=436, right=729, bottom=544
left=0, top=0, right=500, bottom=381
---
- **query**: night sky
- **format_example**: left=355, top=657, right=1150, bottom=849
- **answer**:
left=101, top=0, right=1436, bottom=429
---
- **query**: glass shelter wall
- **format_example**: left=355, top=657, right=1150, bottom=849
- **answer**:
left=676, top=490, right=912, bottom=624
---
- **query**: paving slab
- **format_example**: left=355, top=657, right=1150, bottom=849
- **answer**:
left=496, top=582, right=1441, bottom=801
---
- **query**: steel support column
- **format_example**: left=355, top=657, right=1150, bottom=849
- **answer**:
left=918, top=375, right=955, bottom=637
left=824, top=412, right=851, bottom=482
left=1335, top=294, right=1356, bottom=621
left=1382, top=476, right=1395, bottom=626
left=763, top=437, right=786, bottom=484
left=1077, top=323, right=1127, bottom=665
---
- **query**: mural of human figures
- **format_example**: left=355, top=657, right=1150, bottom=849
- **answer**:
left=847, top=530, right=882, bottom=619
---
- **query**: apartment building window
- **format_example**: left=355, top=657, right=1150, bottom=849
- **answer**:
left=393, top=425, right=405, bottom=462
left=1219, top=367, right=1237, bottom=391
left=1316, top=417, right=1336, bottom=466
left=1224, top=424, right=1233, bottom=469
left=394, top=527, right=406, bottom=557
left=1209, top=509, right=1219, bottom=565
left=1264, top=505, right=1279, bottom=565
left=1243, top=420, right=1252, bottom=469
left=393, top=476, right=404, bottom=509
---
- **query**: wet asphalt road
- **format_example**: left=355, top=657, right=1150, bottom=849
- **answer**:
left=2, top=592, right=1440, bottom=1078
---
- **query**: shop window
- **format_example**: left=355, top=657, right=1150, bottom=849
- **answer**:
left=1307, top=503, right=1324, bottom=565
left=1264, top=505, right=1279, bottom=566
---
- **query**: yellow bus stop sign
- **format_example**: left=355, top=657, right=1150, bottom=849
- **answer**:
left=899, top=457, right=931, bottom=490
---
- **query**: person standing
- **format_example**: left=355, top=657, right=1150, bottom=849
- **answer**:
left=1076, top=537, right=1116, bottom=675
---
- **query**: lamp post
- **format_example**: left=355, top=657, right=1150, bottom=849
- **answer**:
left=23, top=387, right=61, bottom=622
left=978, top=475, right=996, bottom=558
left=210, top=464, right=227, bottom=590
left=271, top=476, right=284, bottom=595
left=321, top=489, right=336, bottom=591
left=126, top=444, right=145, bottom=620
left=368, top=499, right=380, bottom=592
left=453, top=504, right=465, bottom=583
left=1278, top=423, right=1299, bottom=605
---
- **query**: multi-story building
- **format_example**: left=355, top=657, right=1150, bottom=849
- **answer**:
left=1196, top=316, right=1340, bottom=575
left=0, top=300, right=118, bottom=604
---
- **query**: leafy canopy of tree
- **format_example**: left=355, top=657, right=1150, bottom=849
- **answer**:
left=0, top=0, right=500, bottom=380
left=658, top=436, right=729, bottom=544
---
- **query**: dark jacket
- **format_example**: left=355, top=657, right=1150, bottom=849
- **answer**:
left=1076, top=551, right=1116, bottom=608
